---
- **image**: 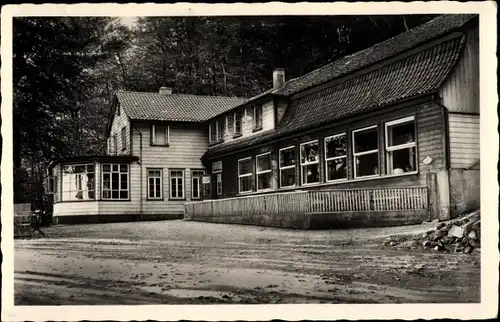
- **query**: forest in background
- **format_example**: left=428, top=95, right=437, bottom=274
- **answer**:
left=12, top=14, right=436, bottom=204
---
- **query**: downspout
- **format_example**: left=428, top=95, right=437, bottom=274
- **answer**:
left=133, top=128, right=143, bottom=220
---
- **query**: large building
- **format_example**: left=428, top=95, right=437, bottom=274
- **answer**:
left=49, top=14, right=479, bottom=228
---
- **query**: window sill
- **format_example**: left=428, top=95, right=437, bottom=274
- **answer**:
left=99, top=199, right=131, bottom=202
left=150, top=144, right=170, bottom=147
left=233, top=133, right=242, bottom=139
left=252, top=127, right=263, bottom=133
left=209, top=140, right=224, bottom=146
left=54, top=199, right=97, bottom=204
left=169, top=198, right=186, bottom=201
left=147, top=198, right=164, bottom=201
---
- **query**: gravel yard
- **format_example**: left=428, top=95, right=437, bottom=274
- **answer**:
left=14, top=219, right=480, bottom=305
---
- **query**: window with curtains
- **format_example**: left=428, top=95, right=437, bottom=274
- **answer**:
left=254, top=105, right=263, bottom=130
left=121, top=127, right=127, bottom=151
left=300, top=140, right=320, bottom=185
left=151, top=124, right=169, bottom=146
left=324, top=133, right=347, bottom=181
left=238, top=157, right=253, bottom=193
left=353, top=125, right=379, bottom=178
left=147, top=169, right=163, bottom=199
left=170, top=169, right=184, bottom=199
left=279, top=146, right=296, bottom=188
left=385, top=116, right=416, bottom=175
left=102, top=164, right=129, bottom=200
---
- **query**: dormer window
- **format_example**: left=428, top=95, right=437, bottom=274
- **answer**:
left=209, top=119, right=224, bottom=144
left=151, top=124, right=169, bottom=146
left=253, top=105, right=263, bottom=131
left=115, top=104, right=120, bottom=116
left=234, top=111, right=243, bottom=137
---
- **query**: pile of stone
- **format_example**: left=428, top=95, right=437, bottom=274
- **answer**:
left=384, top=210, right=480, bottom=254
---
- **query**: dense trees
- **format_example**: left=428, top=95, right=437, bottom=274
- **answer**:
left=12, top=14, right=435, bottom=203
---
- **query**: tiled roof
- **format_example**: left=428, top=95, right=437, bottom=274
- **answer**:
left=275, top=14, right=477, bottom=95
left=116, top=91, right=248, bottom=122
left=203, top=33, right=467, bottom=159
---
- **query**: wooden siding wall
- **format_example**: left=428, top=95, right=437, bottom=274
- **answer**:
left=108, top=106, right=131, bottom=155
left=217, top=99, right=275, bottom=144
left=212, top=101, right=446, bottom=199
left=448, top=113, right=480, bottom=169
left=439, top=25, right=479, bottom=113
left=130, top=122, right=208, bottom=215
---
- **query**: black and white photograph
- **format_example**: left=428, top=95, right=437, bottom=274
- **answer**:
left=1, top=2, right=498, bottom=321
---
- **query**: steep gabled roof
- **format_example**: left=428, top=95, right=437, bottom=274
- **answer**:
left=203, top=30, right=469, bottom=159
left=116, top=91, right=248, bottom=122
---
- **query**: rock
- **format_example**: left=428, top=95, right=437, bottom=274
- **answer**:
left=433, top=245, right=441, bottom=251
left=468, top=230, right=478, bottom=240
left=464, top=246, right=474, bottom=254
left=389, top=241, right=396, bottom=247
left=432, top=218, right=439, bottom=224
left=454, top=245, right=465, bottom=253
left=441, top=236, right=452, bottom=244
left=448, top=225, right=464, bottom=238
left=472, top=220, right=480, bottom=228
left=469, top=239, right=480, bottom=248
left=437, top=222, right=446, bottom=229
left=422, top=240, right=432, bottom=247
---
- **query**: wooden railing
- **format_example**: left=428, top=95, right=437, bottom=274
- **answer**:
left=185, top=187, right=428, bottom=219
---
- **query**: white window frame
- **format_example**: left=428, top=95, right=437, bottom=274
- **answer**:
left=101, top=163, right=129, bottom=200
left=108, top=135, right=117, bottom=155
left=256, top=152, right=272, bottom=191
left=238, top=156, right=253, bottom=193
left=169, top=169, right=185, bottom=200
left=300, top=139, right=320, bottom=186
left=151, top=124, right=170, bottom=146
left=61, top=163, right=96, bottom=201
left=253, top=105, right=263, bottom=130
left=216, top=173, right=223, bottom=195
left=279, top=146, right=296, bottom=188
left=121, top=127, right=127, bottom=151
left=324, top=133, right=348, bottom=183
left=147, top=168, right=163, bottom=200
left=352, top=125, right=379, bottom=179
left=216, top=120, right=224, bottom=142
left=234, top=111, right=243, bottom=136
left=212, top=161, right=222, bottom=173
left=191, top=169, right=205, bottom=200
left=385, top=116, right=417, bottom=175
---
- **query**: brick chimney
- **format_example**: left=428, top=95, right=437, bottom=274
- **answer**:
left=159, top=87, right=173, bottom=95
left=272, top=68, right=285, bottom=90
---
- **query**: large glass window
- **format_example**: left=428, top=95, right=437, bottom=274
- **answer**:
left=147, top=169, right=163, bottom=199
left=61, top=164, right=95, bottom=201
left=256, top=152, right=272, bottom=191
left=170, top=169, right=184, bottom=199
left=191, top=170, right=205, bottom=199
left=353, top=125, right=379, bottom=178
left=385, top=116, right=416, bottom=175
left=151, top=124, right=169, bottom=146
left=325, top=133, right=347, bottom=181
left=254, top=105, right=263, bottom=130
left=300, top=140, right=320, bottom=185
left=279, top=146, right=296, bottom=188
left=238, top=157, right=253, bottom=193
left=102, top=164, right=129, bottom=200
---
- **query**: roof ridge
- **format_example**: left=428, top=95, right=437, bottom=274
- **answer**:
left=117, top=90, right=247, bottom=100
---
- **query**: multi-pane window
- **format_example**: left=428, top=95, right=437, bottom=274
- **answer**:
left=234, top=111, right=243, bottom=136
left=147, top=169, right=163, bottom=199
left=102, top=164, right=129, bottom=200
left=385, top=116, right=416, bottom=175
left=121, top=127, right=127, bottom=151
left=61, top=164, right=95, bottom=201
left=254, top=105, right=263, bottom=130
left=300, top=140, right=320, bottom=185
left=216, top=120, right=224, bottom=142
left=191, top=170, right=205, bottom=199
left=256, top=152, right=272, bottom=191
left=209, top=122, right=217, bottom=143
left=170, top=169, right=184, bottom=199
left=238, top=157, right=253, bottom=193
left=353, top=125, right=379, bottom=178
left=324, top=133, right=347, bottom=181
left=151, top=124, right=169, bottom=146
left=212, top=161, right=222, bottom=173
left=216, top=173, right=223, bottom=195
left=279, top=146, right=296, bottom=188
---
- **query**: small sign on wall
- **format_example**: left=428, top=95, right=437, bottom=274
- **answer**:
left=202, top=175, right=211, bottom=184
left=422, top=155, right=434, bottom=165
left=212, top=161, right=222, bottom=173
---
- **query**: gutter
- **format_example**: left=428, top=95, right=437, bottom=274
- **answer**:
left=132, top=128, right=143, bottom=219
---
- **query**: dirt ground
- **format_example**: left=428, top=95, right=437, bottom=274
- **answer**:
left=14, top=220, right=480, bottom=305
